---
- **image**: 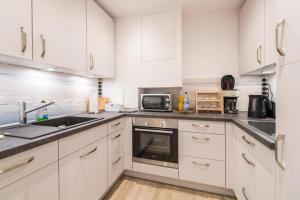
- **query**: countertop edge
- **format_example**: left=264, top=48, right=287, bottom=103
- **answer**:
left=0, top=112, right=275, bottom=160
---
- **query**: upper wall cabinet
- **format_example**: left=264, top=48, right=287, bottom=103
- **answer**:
left=275, top=0, right=300, bottom=67
left=87, top=0, right=115, bottom=78
left=141, top=11, right=175, bottom=61
left=32, top=0, right=86, bottom=72
left=0, top=0, right=32, bottom=60
left=239, top=0, right=265, bottom=75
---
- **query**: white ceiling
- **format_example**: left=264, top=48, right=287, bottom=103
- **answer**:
left=96, top=0, right=245, bottom=18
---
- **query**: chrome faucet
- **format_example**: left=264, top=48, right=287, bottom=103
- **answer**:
left=19, top=101, right=55, bottom=125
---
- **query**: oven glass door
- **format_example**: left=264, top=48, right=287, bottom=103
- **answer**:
left=133, top=127, right=178, bottom=167
left=142, top=96, right=169, bottom=110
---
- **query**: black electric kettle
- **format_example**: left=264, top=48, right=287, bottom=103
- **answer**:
left=248, top=95, right=274, bottom=118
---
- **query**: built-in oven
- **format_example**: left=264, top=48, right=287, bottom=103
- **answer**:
left=140, top=94, right=172, bottom=112
left=132, top=117, right=178, bottom=169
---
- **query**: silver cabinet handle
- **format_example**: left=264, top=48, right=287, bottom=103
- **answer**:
left=242, top=187, right=249, bottom=200
left=192, top=136, right=210, bottom=143
left=112, top=134, right=121, bottom=140
left=89, top=54, right=94, bottom=70
left=112, top=157, right=121, bottom=165
left=112, top=122, right=121, bottom=127
left=80, top=147, right=97, bottom=158
left=276, top=18, right=286, bottom=56
left=20, top=27, right=27, bottom=53
left=192, top=124, right=210, bottom=128
left=256, top=45, right=262, bottom=64
left=192, top=161, right=210, bottom=169
left=242, top=136, right=255, bottom=147
left=0, top=156, right=34, bottom=175
left=275, top=134, right=285, bottom=170
left=242, top=153, right=255, bottom=167
left=40, top=34, right=46, bottom=58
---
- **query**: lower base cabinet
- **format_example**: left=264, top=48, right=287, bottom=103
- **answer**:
left=0, top=162, right=59, bottom=200
left=179, top=156, right=225, bottom=188
left=234, top=140, right=275, bottom=200
left=59, top=137, right=108, bottom=200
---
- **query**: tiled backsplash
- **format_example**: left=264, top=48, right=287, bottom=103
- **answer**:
left=139, top=76, right=263, bottom=112
left=0, top=63, right=98, bottom=126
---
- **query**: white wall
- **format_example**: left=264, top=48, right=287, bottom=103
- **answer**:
left=182, top=10, right=239, bottom=79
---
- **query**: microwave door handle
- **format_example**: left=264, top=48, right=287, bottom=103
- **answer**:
left=134, top=128, right=173, bottom=134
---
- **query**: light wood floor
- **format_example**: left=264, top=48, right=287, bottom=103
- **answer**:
left=104, top=177, right=236, bottom=200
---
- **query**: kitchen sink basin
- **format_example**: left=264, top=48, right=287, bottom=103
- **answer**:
left=2, top=116, right=103, bottom=139
left=32, top=116, right=101, bottom=128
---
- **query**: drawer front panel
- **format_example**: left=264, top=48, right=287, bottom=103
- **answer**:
left=0, top=141, right=58, bottom=189
left=179, top=132, right=225, bottom=161
left=179, top=156, right=225, bottom=188
left=108, top=119, right=123, bottom=134
left=59, top=124, right=107, bottom=158
left=179, top=120, right=225, bottom=135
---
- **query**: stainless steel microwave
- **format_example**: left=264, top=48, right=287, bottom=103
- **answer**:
left=140, top=94, right=172, bottom=112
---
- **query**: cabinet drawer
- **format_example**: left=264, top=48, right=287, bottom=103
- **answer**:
left=234, top=126, right=275, bottom=176
left=179, top=132, right=225, bottom=161
left=179, top=156, right=225, bottom=188
left=108, top=156, right=123, bottom=186
left=59, top=124, right=107, bottom=158
left=0, top=141, right=58, bottom=189
left=179, top=120, right=225, bottom=134
left=108, top=119, right=123, bottom=134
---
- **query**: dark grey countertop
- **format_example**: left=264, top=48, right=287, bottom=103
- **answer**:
left=0, top=111, right=275, bottom=160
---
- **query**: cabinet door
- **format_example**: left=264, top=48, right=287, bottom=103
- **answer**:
left=87, top=0, right=115, bottom=78
left=141, top=11, right=175, bottom=61
left=276, top=62, right=300, bottom=200
left=0, top=163, right=59, bottom=200
left=275, top=0, right=300, bottom=66
left=0, top=0, right=32, bottom=59
left=32, top=0, right=86, bottom=71
left=240, top=0, right=265, bottom=74
left=60, top=138, right=108, bottom=200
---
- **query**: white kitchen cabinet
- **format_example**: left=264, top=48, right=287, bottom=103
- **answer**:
left=123, top=117, right=133, bottom=170
left=0, top=0, right=32, bottom=60
left=275, top=0, right=300, bottom=67
left=32, top=0, right=86, bottom=71
left=179, top=131, right=225, bottom=161
left=141, top=11, right=175, bottom=61
left=276, top=62, right=300, bottom=200
left=179, top=156, right=225, bottom=188
left=108, top=129, right=123, bottom=186
left=0, top=141, right=58, bottom=189
left=60, top=137, right=108, bottom=200
left=234, top=136, right=275, bottom=200
left=0, top=162, right=59, bottom=200
left=87, top=0, right=115, bottom=78
left=239, top=0, right=265, bottom=75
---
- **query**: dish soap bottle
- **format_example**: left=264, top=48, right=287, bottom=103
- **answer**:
left=178, top=91, right=184, bottom=112
left=36, top=100, right=48, bottom=121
